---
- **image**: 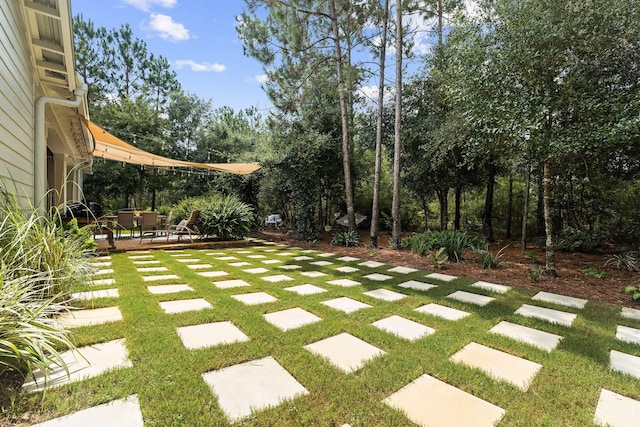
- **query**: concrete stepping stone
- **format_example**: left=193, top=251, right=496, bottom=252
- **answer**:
left=229, top=262, right=251, bottom=267
left=143, top=274, right=180, bottom=282
left=30, top=395, right=143, bottom=427
left=515, top=304, right=577, bottom=326
left=532, top=291, right=588, bottom=309
left=294, top=256, right=313, bottom=261
left=202, top=356, right=308, bottom=422
left=372, top=315, right=434, bottom=341
left=327, top=279, right=361, bottom=288
left=280, top=264, right=302, bottom=270
left=133, top=260, right=160, bottom=265
left=415, top=303, right=470, bottom=321
left=321, top=297, right=372, bottom=314
left=176, top=258, right=201, bottom=263
left=471, top=281, right=512, bottom=294
left=262, top=248, right=278, bottom=252
left=388, top=266, right=418, bottom=274
left=621, top=307, right=640, bottom=320
left=244, top=267, right=269, bottom=274
left=594, top=389, right=640, bottom=427
left=177, top=321, right=249, bottom=349
left=335, top=266, right=359, bottom=273
left=215, top=256, right=238, bottom=261
left=301, top=249, right=317, bottom=253
left=214, top=279, right=251, bottom=289
left=447, top=290, right=495, bottom=307
left=364, top=273, right=394, bottom=282
left=358, top=260, right=385, bottom=268
left=128, top=254, right=153, bottom=259
left=610, top=350, right=640, bottom=379
left=56, top=307, right=122, bottom=328
left=489, top=321, right=562, bottom=352
left=317, top=252, right=336, bottom=257
left=262, top=274, right=294, bottom=282
left=147, top=284, right=194, bottom=294
left=398, top=280, right=437, bottom=292
left=234, top=250, right=252, bottom=254
left=129, top=250, right=151, bottom=254
left=284, top=284, right=327, bottom=295
left=159, top=298, right=212, bottom=314
left=90, top=278, right=115, bottom=287
left=337, top=256, right=359, bottom=262
left=304, top=332, right=385, bottom=373
left=275, top=252, right=294, bottom=256
left=425, top=272, right=457, bottom=282
left=383, top=374, right=505, bottom=427
left=264, top=307, right=322, bottom=331
left=88, top=261, right=111, bottom=268
left=187, top=264, right=213, bottom=270
left=300, top=271, right=327, bottom=278
left=450, top=342, right=542, bottom=391
left=310, top=260, right=333, bottom=266
left=232, top=292, right=278, bottom=305
left=92, top=269, right=113, bottom=276
left=616, top=325, right=640, bottom=345
left=170, top=253, right=189, bottom=257
left=197, top=271, right=229, bottom=278
left=136, top=266, right=168, bottom=273
left=92, top=255, right=111, bottom=260
left=22, top=339, right=132, bottom=392
left=247, top=254, right=267, bottom=259
left=363, top=289, right=406, bottom=302
left=71, top=289, right=119, bottom=300
left=262, top=259, right=283, bottom=264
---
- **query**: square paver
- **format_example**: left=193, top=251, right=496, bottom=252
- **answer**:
left=383, top=374, right=505, bottom=427
left=136, top=266, right=168, bottom=273
left=229, top=262, right=251, bottom=267
left=610, top=350, right=640, bottom=379
left=275, top=252, right=294, bottom=256
left=327, top=279, right=361, bottom=288
left=202, top=356, right=309, bottom=422
left=133, top=260, right=160, bottom=265
left=232, top=292, right=278, bottom=305
left=262, top=274, right=294, bottom=282
left=617, top=325, right=640, bottom=345
left=372, top=315, right=434, bottom=341
left=300, top=271, right=327, bottom=278
left=264, top=307, right=322, bottom=331
left=363, top=289, right=406, bottom=302
left=450, top=342, right=542, bottom=391
left=471, top=281, right=512, bottom=294
left=187, top=263, right=214, bottom=270
left=532, top=291, right=588, bottom=309
left=284, top=284, right=327, bottom=295
left=294, top=256, right=313, bottom=261
left=425, top=272, right=457, bottom=282
left=363, top=273, right=394, bottom=282
left=310, top=260, right=333, bottom=266
left=197, top=271, right=229, bottom=278
left=244, top=267, right=269, bottom=274
left=147, top=284, right=194, bottom=294
left=215, top=256, right=238, bottom=261
left=415, top=303, right=470, bottom=321
left=358, top=260, right=385, bottom=268
left=56, top=307, right=123, bottom=328
left=22, top=339, right=132, bottom=392
left=622, top=307, right=640, bottom=320
left=88, top=261, right=112, bottom=268
left=176, top=258, right=201, bottom=263
left=280, top=264, right=302, bottom=270
left=447, top=290, right=495, bottom=306
left=142, top=274, right=180, bottom=282
left=177, top=321, right=249, bottom=349
left=397, top=280, right=437, bottom=292
left=128, top=255, right=153, bottom=259
left=337, top=256, right=359, bottom=262
left=214, top=279, right=252, bottom=289
left=159, top=298, right=212, bottom=314
left=170, top=253, right=189, bottom=257
left=304, top=332, right=385, bottom=373
left=247, top=254, right=267, bottom=259
left=489, top=321, right=563, bottom=352
left=71, top=289, right=119, bottom=300
left=92, top=269, right=114, bottom=276
left=262, top=259, right=283, bottom=264
left=321, top=297, right=372, bottom=313
left=91, top=278, right=115, bottom=287
left=317, top=252, right=335, bottom=257
left=388, top=266, right=418, bottom=274
left=515, top=304, right=577, bottom=326
left=30, top=395, right=143, bottom=427
left=594, top=389, right=640, bottom=427
left=335, top=266, right=359, bottom=273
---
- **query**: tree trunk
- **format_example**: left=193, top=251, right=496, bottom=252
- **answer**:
left=543, top=159, right=557, bottom=276
left=437, top=188, right=448, bottom=230
left=369, top=0, right=389, bottom=248
left=483, top=166, right=496, bottom=242
left=521, top=166, right=531, bottom=251
left=536, top=165, right=545, bottom=236
left=329, top=0, right=355, bottom=231
left=391, top=0, right=403, bottom=249
left=454, top=185, right=462, bottom=230
left=506, top=173, right=513, bottom=238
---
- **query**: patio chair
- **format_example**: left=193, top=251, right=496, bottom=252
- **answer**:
left=138, top=211, right=159, bottom=242
left=166, top=210, right=201, bottom=243
left=115, top=211, right=137, bottom=239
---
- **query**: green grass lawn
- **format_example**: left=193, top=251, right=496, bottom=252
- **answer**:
left=5, top=244, right=640, bottom=426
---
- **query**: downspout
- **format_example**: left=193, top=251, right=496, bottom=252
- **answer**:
left=34, top=83, right=88, bottom=215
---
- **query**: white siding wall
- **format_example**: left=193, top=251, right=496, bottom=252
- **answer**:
left=0, top=1, right=35, bottom=203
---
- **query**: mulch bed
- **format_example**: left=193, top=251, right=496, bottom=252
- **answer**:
left=254, top=229, right=640, bottom=309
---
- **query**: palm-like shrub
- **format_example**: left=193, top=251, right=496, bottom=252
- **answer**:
left=401, top=230, right=483, bottom=262
left=331, top=230, right=359, bottom=247
left=174, top=193, right=254, bottom=240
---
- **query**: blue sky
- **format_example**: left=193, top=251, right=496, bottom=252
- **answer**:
left=72, top=0, right=271, bottom=113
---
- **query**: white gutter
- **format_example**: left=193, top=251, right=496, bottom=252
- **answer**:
left=34, top=83, right=88, bottom=215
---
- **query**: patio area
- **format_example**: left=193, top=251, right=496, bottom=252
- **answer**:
left=20, top=241, right=640, bottom=426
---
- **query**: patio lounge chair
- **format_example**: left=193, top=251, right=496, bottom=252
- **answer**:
left=115, top=211, right=137, bottom=238
left=168, top=210, right=201, bottom=242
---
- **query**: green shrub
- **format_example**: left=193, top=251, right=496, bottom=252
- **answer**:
left=605, top=252, right=639, bottom=272
left=402, top=230, right=482, bottom=262
left=554, top=228, right=603, bottom=252
left=529, top=265, right=545, bottom=282
left=401, top=233, right=434, bottom=255
left=583, top=267, right=607, bottom=279
left=331, top=230, right=359, bottom=247
left=474, top=245, right=508, bottom=269
left=429, top=247, right=448, bottom=269
left=625, top=284, right=640, bottom=301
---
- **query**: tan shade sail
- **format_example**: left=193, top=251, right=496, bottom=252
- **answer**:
left=82, top=118, right=260, bottom=175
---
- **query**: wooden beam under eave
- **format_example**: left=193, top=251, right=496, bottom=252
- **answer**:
left=32, top=38, right=64, bottom=54
left=36, top=59, right=67, bottom=73
left=23, top=0, right=60, bottom=19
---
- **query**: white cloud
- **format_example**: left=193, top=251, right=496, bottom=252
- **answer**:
left=147, top=13, right=190, bottom=42
left=173, top=59, right=226, bottom=72
left=121, top=0, right=176, bottom=12
left=246, top=74, right=268, bottom=84
left=357, top=85, right=395, bottom=106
